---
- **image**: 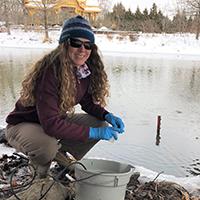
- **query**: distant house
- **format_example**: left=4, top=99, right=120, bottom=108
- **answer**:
left=25, top=0, right=102, bottom=26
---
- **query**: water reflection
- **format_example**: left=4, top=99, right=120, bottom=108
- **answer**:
left=102, top=54, right=200, bottom=177
left=1, top=48, right=200, bottom=177
left=155, top=116, right=161, bottom=146
left=0, top=48, right=47, bottom=125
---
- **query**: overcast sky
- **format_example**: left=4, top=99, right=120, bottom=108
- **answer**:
left=111, top=0, right=176, bottom=15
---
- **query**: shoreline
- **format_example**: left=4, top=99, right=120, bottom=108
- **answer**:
left=0, top=31, right=200, bottom=60
left=1, top=45, right=200, bottom=61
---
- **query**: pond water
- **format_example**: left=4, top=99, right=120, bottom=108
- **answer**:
left=0, top=48, right=200, bottom=182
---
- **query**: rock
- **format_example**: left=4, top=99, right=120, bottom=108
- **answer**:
left=0, top=26, right=7, bottom=33
left=0, top=128, right=8, bottom=145
left=127, top=172, right=140, bottom=191
left=7, top=178, right=75, bottom=200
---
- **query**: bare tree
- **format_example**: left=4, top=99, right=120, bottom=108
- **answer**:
left=98, top=0, right=112, bottom=19
left=177, top=0, right=200, bottom=39
left=1, top=0, right=12, bottom=35
left=16, top=0, right=28, bottom=32
left=25, top=0, right=57, bottom=39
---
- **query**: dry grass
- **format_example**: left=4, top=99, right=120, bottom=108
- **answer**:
left=43, top=36, right=52, bottom=43
left=115, top=32, right=139, bottom=42
left=128, top=34, right=139, bottom=42
left=106, top=34, right=114, bottom=41
left=116, top=35, right=124, bottom=41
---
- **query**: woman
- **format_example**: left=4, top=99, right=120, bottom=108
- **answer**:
left=5, top=15, right=124, bottom=178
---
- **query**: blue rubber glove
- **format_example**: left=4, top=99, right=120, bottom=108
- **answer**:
left=105, top=113, right=125, bottom=133
left=89, top=126, right=120, bottom=140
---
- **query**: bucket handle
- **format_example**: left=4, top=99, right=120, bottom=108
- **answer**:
left=114, top=176, right=118, bottom=187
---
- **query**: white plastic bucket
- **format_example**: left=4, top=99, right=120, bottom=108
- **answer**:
left=75, top=158, right=135, bottom=200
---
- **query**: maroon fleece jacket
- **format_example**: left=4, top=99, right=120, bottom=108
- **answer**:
left=6, top=66, right=107, bottom=142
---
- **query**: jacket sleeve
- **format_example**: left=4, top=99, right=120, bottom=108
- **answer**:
left=79, top=89, right=108, bottom=120
left=35, top=67, right=89, bottom=142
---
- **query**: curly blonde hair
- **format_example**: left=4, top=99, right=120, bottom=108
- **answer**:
left=20, top=40, right=110, bottom=115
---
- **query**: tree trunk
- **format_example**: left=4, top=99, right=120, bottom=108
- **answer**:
left=4, top=0, right=11, bottom=35
left=44, top=8, right=49, bottom=38
left=23, top=0, right=28, bottom=32
left=196, top=16, right=200, bottom=40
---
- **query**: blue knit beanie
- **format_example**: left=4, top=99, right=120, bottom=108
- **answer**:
left=59, top=15, right=95, bottom=44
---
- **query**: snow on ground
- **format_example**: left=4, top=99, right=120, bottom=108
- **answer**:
left=0, top=29, right=200, bottom=57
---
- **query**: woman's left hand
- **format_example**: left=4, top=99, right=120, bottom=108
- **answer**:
left=105, top=113, right=125, bottom=133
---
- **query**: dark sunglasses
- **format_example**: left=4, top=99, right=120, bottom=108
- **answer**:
left=68, top=38, right=94, bottom=50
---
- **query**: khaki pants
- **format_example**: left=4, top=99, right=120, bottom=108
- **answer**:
left=6, top=113, right=107, bottom=176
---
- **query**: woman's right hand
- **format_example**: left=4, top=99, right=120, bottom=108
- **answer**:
left=89, top=126, right=120, bottom=140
